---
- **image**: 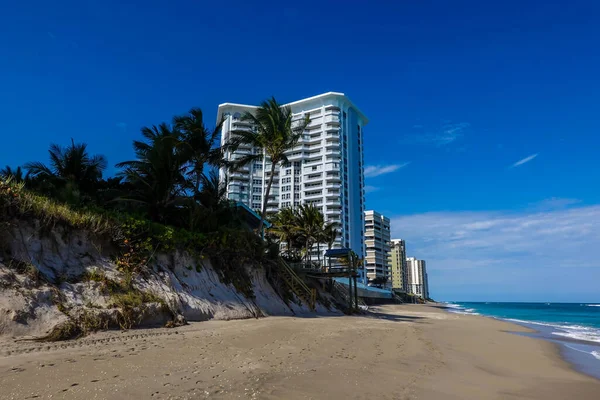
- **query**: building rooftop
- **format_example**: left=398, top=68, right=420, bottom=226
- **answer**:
left=216, top=92, right=369, bottom=125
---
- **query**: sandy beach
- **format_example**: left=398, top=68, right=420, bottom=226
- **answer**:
left=1, top=304, right=598, bottom=399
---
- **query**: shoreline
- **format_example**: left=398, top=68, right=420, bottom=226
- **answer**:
left=1, top=304, right=599, bottom=399
left=440, top=303, right=600, bottom=380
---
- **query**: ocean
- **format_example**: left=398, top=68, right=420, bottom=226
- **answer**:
left=445, top=302, right=600, bottom=378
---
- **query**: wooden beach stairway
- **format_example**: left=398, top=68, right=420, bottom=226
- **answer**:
left=277, top=259, right=317, bottom=311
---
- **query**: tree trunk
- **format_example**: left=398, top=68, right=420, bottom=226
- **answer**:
left=317, top=242, right=321, bottom=266
left=258, top=161, right=276, bottom=235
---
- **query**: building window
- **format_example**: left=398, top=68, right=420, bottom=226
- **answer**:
left=253, top=187, right=261, bottom=193
left=252, top=195, right=261, bottom=201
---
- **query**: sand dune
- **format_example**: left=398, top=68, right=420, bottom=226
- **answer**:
left=1, top=304, right=598, bottom=399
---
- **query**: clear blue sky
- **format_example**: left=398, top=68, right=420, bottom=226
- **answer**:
left=2, top=0, right=599, bottom=302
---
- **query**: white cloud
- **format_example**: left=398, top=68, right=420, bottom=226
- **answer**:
left=530, top=197, right=581, bottom=211
left=401, top=122, right=470, bottom=147
left=364, top=162, right=410, bottom=178
left=390, top=205, right=600, bottom=301
left=511, top=153, right=538, bottom=167
left=364, top=185, right=379, bottom=193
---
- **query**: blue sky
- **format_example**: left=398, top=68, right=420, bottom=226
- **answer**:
left=1, top=0, right=599, bottom=302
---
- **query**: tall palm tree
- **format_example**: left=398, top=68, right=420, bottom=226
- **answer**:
left=173, top=108, right=224, bottom=196
left=24, top=139, right=107, bottom=196
left=227, top=97, right=309, bottom=233
left=116, top=124, right=187, bottom=222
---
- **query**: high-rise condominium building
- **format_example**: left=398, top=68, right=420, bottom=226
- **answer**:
left=406, top=257, right=429, bottom=299
left=364, top=211, right=391, bottom=284
left=217, top=92, right=368, bottom=273
left=390, top=239, right=408, bottom=291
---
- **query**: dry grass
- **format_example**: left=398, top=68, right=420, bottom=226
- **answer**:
left=0, top=178, right=113, bottom=234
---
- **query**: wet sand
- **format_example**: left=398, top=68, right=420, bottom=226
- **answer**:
left=1, top=304, right=598, bottom=399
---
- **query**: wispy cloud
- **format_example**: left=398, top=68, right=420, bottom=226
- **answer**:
left=400, top=122, right=470, bottom=147
left=116, top=122, right=127, bottom=130
left=530, top=197, right=581, bottom=211
left=511, top=153, right=538, bottom=168
left=390, top=205, right=600, bottom=301
left=364, top=185, right=379, bottom=194
left=47, top=32, right=56, bottom=39
left=364, top=162, right=410, bottom=178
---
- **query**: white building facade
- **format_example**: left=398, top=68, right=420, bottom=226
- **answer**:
left=406, top=257, right=429, bottom=299
left=217, top=92, right=368, bottom=280
left=364, top=210, right=391, bottom=284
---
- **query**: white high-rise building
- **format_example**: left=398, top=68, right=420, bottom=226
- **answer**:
left=217, top=92, right=368, bottom=277
left=406, top=257, right=429, bottom=299
left=364, top=210, right=391, bottom=284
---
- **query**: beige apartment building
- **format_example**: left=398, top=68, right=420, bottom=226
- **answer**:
left=390, top=239, right=408, bottom=291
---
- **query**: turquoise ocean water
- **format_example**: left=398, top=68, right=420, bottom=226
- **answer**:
left=445, top=302, right=600, bottom=377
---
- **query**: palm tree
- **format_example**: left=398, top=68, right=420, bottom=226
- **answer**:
left=24, top=139, right=107, bottom=198
left=173, top=108, right=224, bottom=196
left=295, top=204, right=326, bottom=263
left=116, top=124, right=187, bottom=222
left=269, top=207, right=300, bottom=259
left=318, top=222, right=337, bottom=265
left=227, top=97, right=309, bottom=233
left=196, top=170, right=227, bottom=210
left=0, top=166, right=27, bottom=183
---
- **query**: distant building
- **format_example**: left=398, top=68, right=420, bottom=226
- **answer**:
left=390, top=239, right=408, bottom=291
left=364, top=210, right=391, bottom=285
left=406, top=257, right=429, bottom=299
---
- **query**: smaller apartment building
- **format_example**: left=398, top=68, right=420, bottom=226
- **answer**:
left=406, top=257, right=429, bottom=299
left=390, top=239, right=408, bottom=291
left=364, top=210, right=391, bottom=283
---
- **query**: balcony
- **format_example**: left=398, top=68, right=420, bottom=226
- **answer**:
left=324, top=162, right=340, bottom=172
left=324, top=141, right=339, bottom=150
left=323, top=116, right=340, bottom=125
left=324, top=179, right=341, bottom=188
left=303, top=165, right=323, bottom=174
left=303, top=173, right=323, bottom=183
left=231, top=124, right=253, bottom=132
left=303, top=191, right=323, bottom=200
left=229, top=172, right=249, bottom=180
